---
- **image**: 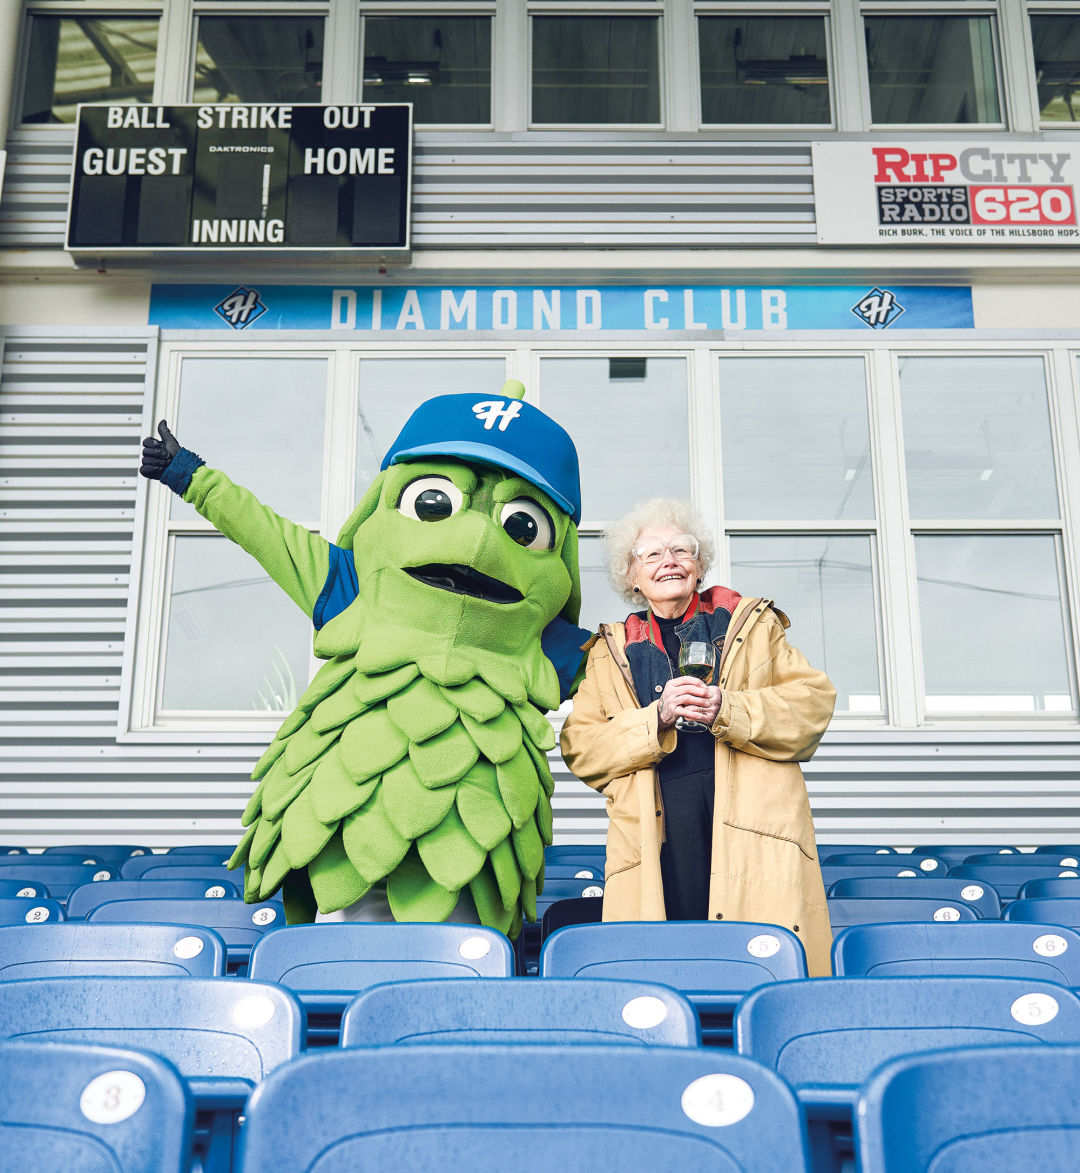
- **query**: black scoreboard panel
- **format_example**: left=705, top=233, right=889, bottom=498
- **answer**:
left=67, top=104, right=412, bottom=251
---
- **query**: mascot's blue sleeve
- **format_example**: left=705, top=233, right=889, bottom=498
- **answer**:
left=542, top=617, right=593, bottom=703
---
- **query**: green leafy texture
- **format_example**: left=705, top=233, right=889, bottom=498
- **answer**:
left=295, top=654, right=357, bottom=711
left=341, top=790, right=411, bottom=885
left=241, top=780, right=265, bottom=826
left=495, top=745, right=541, bottom=830
left=408, top=720, right=480, bottom=787
left=283, top=720, right=343, bottom=776
left=308, top=743, right=379, bottom=824
left=381, top=756, right=458, bottom=840
left=228, top=821, right=257, bottom=871
left=351, top=662, right=418, bottom=707
left=440, top=678, right=506, bottom=723
left=386, top=847, right=460, bottom=922
left=520, top=872, right=538, bottom=922
left=535, top=785, right=554, bottom=844
left=309, top=828, right=371, bottom=913
left=249, top=810, right=283, bottom=870
left=386, top=676, right=460, bottom=743
left=309, top=673, right=363, bottom=735
left=338, top=705, right=409, bottom=782
left=281, top=787, right=337, bottom=869
left=416, top=805, right=487, bottom=890
left=469, top=861, right=515, bottom=936
left=512, top=813, right=545, bottom=881
left=460, top=708, right=523, bottom=765
left=259, top=840, right=295, bottom=901
left=487, top=836, right=524, bottom=912
left=522, top=736, right=557, bottom=798
left=251, top=736, right=287, bottom=781
left=261, top=758, right=319, bottom=823
left=273, top=707, right=309, bottom=740
left=244, top=860, right=263, bottom=902
left=455, top=763, right=513, bottom=851
left=513, top=703, right=557, bottom=752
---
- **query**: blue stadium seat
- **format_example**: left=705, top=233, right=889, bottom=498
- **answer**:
left=15, top=851, right=111, bottom=868
left=949, top=862, right=1079, bottom=900
left=857, top=1044, right=1080, bottom=1173
left=964, top=852, right=1079, bottom=868
left=166, top=844, right=236, bottom=854
left=822, top=853, right=947, bottom=874
left=1018, top=876, right=1080, bottom=900
left=911, top=844, right=1020, bottom=866
left=0, top=1038, right=192, bottom=1173
left=737, top=976, right=1080, bottom=1173
left=828, top=876, right=1002, bottom=919
left=238, top=1044, right=811, bottom=1173
left=67, top=877, right=241, bottom=919
left=518, top=877, right=605, bottom=976
left=826, top=897, right=978, bottom=935
left=540, top=921, right=807, bottom=1047
left=1033, top=845, right=1080, bottom=862
left=832, top=921, right=1080, bottom=983
left=0, top=923, right=227, bottom=979
left=0, top=897, right=64, bottom=925
left=86, top=897, right=283, bottom=975
left=137, top=865, right=243, bottom=886
left=0, top=878, right=48, bottom=899
left=543, top=863, right=603, bottom=880
left=540, top=896, right=605, bottom=940
left=1004, top=897, right=1080, bottom=933
left=0, top=862, right=116, bottom=901
left=821, top=864, right=926, bottom=890
left=121, top=853, right=232, bottom=878
left=0, top=847, right=28, bottom=855
left=0, top=976, right=302, bottom=1173
left=544, top=844, right=605, bottom=860
left=341, top=977, right=700, bottom=1048
left=42, top=845, right=151, bottom=865
left=248, top=923, right=515, bottom=1045
left=816, top=844, right=896, bottom=856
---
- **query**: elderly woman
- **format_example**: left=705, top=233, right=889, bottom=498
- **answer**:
left=560, top=498, right=836, bottom=976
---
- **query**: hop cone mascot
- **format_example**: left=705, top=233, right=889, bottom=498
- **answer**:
left=140, top=382, right=590, bottom=937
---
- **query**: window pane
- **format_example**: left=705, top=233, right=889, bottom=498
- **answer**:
left=698, top=16, right=830, bottom=124
left=161, top=537, right=312, bottom=711
left=730, top=534, right=882, bottom=714
left=22, top=16, right=159, bottom=124
left=171, top=357, right=327, bottom=522
left=194, top=17, right=323, bottom=103
left=578, top=533, right=630, bottom=633
left=538, top=357, right=689, bottom=522
left=900, top=357, right=1058, bottom=520
left=532, top=16, right=660, bottom=124
left=865, top=16, right=1000, bottom=123
left=916, top=534, right=1074, bottom=714
left=1030, top=16, right=1080, bottom=123
left=718, top=357, right=873, bottom=521
left=356, top=358, right=506, bottom=497
left=363, top=16, right=491, bottom=123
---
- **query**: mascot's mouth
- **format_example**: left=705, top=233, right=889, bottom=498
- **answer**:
left=405, top=563, right=523, bottom=604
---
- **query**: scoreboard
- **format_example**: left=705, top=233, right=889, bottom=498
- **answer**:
left=67, top=103, right=412, bottom=252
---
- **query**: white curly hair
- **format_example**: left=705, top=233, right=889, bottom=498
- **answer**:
left=605, top=497, right=715, bottom=605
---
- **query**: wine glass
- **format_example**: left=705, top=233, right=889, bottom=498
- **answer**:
left=676, top=641, right=716, bottom=731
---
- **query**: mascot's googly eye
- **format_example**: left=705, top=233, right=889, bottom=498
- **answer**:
left=500, top=498, right=554, bottom=550
left=398, top=477, right=464, bottom=522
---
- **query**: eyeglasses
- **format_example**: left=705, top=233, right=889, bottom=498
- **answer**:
left=633, top=535, right=700, bottom=566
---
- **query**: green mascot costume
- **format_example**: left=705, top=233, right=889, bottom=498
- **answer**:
left=140, top=381, right=590, bottom=938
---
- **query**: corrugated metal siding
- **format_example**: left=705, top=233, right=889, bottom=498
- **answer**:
left=0, top=129, right=817, bottom=251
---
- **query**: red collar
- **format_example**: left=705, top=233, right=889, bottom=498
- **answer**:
left=646, top=592, right=700, bottom=647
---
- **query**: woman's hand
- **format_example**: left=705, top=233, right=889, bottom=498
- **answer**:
left=657, top=677, right=723, bottom=731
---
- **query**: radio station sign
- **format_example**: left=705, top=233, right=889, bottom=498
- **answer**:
left=67, top=104, right=412, bottom=252
left=813, top=141, right=1080, bottom=245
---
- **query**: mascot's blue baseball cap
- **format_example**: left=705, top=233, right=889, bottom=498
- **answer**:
left=381, top=382, right=582, bottom=524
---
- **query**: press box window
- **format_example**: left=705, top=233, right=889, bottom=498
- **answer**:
left=21, top=14, right=160, bottom=124
left=362, top=15, right=492, bottom=123
left=864, top=15, right=1002, bottom=124
left=698, top=15, right=831, bottom=124
left=1029, top=14, right=1080, bottom=122
left=531, top=15, right=661, bottom=124
left=193, top=16, right=324, bottom=103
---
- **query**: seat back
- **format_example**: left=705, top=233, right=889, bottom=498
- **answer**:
left=540, top=921, right=807, bottom=1046
left=963, top=852, right=1080, bottom=869
left=822, top=853, right=947, bottom=874
left=949, top=863, right=1079, bottom=900
left=0, top=897, right=65, bottom=925
left=239, top=1044, right=811, bottom=1173
left=0, top=879, right=47, bottom=899
left=1033, top=845, right=1080, bottom=862
left=0, top=922, right=227, bottom=979
left=816, top=844, right=896, bottom=856
left=166, top=845, right=236, bottom=854
left=1004, top=897, right=1080, bottom=932
left=857, top=1044, right=1080, bottom=1172
left=821, top=864, right=926, bottom=889
left=826, top=897, right=978, bottom=935
left=0, top=847, right=28, bottom=855
left=0, top=863, right=116, bottom=900
left=86, top=898, right=283, bottom=973
left=1018, top=877, right=1080, bottom=900
left=67, top=878, right=241, bottom=919
left=0, top=1038, right=192, bottom=1173
left=543, top=864, right=603, bottom=880
left=544, top=844, right=606, bottom=860
left=828, top=876, right=1002, bottom=919
left=832, top=921, right=1080, bottom=982
left=16, top=851, right=111, bottom=868
left=341, top=977, right=700, bottom=1047
left=541, top=896, right=605, bottom=940
left=121, top=853, right=232, bottom=878
left=42, top=844, right=152, bottom=864
left=911, top=844, right=1019, bottom=866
